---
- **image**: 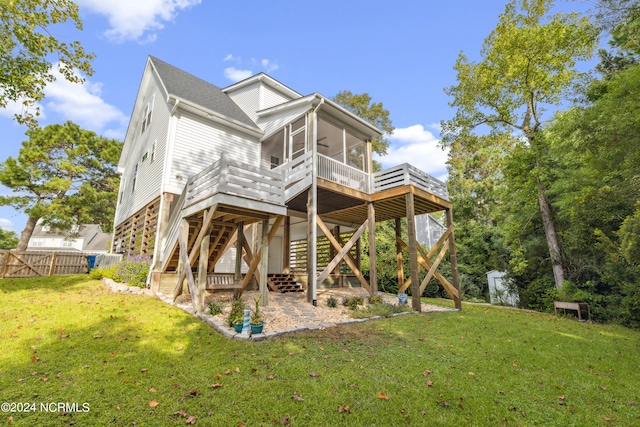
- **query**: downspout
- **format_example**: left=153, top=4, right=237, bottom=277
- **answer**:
left=309, top=97, right=323, bottom=306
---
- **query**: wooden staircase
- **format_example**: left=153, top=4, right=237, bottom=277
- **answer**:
left=163, top=218, right=235, bottom=272
left=267, top=274, right=303, bottom=293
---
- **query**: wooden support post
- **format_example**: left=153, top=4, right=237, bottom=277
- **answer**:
left=240, top=216, right=283, bottom=291
left=367, top=202, right=377, bottom=296
left=48, top=252, right=57, bottom=276
left=395, top=218, right=404, bottom=292
left=283, top=216, right=290, bottom=274
left=173, top=219, right=189, bottom=301
left=234, top=221, right=244, bottom=297
left=177, top=226, right=200, bottom=312
left=197, top=232, right=209, bottom=312
left=331, top=225, right=340, bottom=275
left=307, top=188, right=317, bottom=304
left=259, top=219, right=269, bottom=306
left=406, top=192, right=421, bottom=312
left=446, top=208, right=462, bottom=310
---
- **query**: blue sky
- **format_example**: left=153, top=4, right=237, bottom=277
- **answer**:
left=0, top=0, right=593, bottom=234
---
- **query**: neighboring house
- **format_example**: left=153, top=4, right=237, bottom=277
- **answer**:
left=27, top=221, right=111, bottom=253
left=112, top=56, right=461, bottom=311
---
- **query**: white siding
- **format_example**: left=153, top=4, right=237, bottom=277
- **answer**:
left=226, top=81, right=261, bottom=123
left=165, top=111, right=261, bottom=193
left=261, top=84, right=292, bottom=110
left=114, top=72, right=169, bottom=227
left=228, top=80, right=295, bottom=124
left=257, top=106, right=309, bottom=140
left=115, top=75, right=170, bottom=226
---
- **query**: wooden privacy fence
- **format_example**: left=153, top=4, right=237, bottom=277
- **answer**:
left=0, top=251, right=89, bottom=278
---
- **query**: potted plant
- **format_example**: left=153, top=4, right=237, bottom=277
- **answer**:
left=226, top=298, right=245, bottom=332
left=250, top=295, right=264, bottom=334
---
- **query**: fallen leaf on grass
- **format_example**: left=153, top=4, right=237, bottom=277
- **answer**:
left=267, top=375, right=274, bottom=380
left=93, top=335, right=102, bottom=339
left=309, top=371, right=321, bottom=377
left=423, top=370, right=432, bottom=376
left=211, top=383, right=223, bottom=388
left=438, top=401, right=450, bottom=408
left=292, top=391, right=304, bottom=401
left=174, top=410, right=187, bottom=417
left=30, top=356, right=39, bottom=362
left=427, top=380, right=433, bottom=387
left=338, top=405, right=350, bottom=413
left=186, top=415, right=196, bottom=424
left=140, top=368, right=148, bottom=373
left=149, top=387, right=156, bottom=393
left=378, top=392, right=389, bottom=400
left=235, top=367, right=240, bottom=373
left=149, top=400, right=159, bottom=408
left=188, top=389, right=199, bottom=397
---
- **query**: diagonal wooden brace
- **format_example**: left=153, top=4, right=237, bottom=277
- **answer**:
left=396, top=234, right=459, bottom=300
left=316, top=215, right=370, bottom=292
left=240, top=216, right=283, bottom=292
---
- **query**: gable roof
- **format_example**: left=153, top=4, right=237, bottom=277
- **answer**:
left=149, top=56, right=259, bottom=131
left=222, top=72, right=302, bottom=100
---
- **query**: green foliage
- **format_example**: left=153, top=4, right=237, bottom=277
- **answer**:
left=112, top=255, right=150, bottom=288
left=226, top=298, right=245, bottom=327
left=326, top=295, right=337, bottom=308
left=3, top=276, right=640, bottom=425
left=0, top=121, right=122, bottom=250
left=342, top=295, right=364, bottom=310
left=250, top=295, right=263, bottom=326
left=208, top=298, right=223, bottom=316
left=0, top=227, right=18, bottom=250
left=0, top=0, right=94, bottom=125
left=349, top=301, right=410, bottom=319
left=88, top=266, right=117, bottom=280
left=368, top=295, right=384, bottom=305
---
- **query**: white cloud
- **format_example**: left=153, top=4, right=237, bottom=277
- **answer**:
left=224, top=67, right=253, bottom=83
left=77, top=0, right=201, bottom=42
left=375, top=124, right=449, bottom=181
left=43, top=65, right=128, bottom=138
left=261, top=59, right=279, bottom=73
left=223, top=54, right=239, bottom=62
left=0, top=218, right=14, bottom=231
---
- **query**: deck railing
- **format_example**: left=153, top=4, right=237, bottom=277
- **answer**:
left=185, top=152, right=285, bottom=208
left=317, top=153, right=370, bottom=193
left=373, top=164, right=449, bottom=200
left=273, top=151, right=313, bottom=201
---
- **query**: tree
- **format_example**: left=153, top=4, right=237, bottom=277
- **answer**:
left=331, top=91, right=394, bottom=159
left=0, top=0, right=94, bottom=125
left=0, top=121, right=122, bottom=251
left=0, top=228, right=19, bottom=250
left=441, top=0, right=597, bottom=289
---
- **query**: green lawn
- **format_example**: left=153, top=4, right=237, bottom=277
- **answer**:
left=1, top=276, right=639, bottom=426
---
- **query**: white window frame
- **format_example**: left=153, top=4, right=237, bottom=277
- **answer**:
left=141, top=95, right=154, bottom=134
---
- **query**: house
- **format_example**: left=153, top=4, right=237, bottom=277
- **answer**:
left=27, top=220, right=111, bottom=253
left=112, top=56, right=461, bottom=313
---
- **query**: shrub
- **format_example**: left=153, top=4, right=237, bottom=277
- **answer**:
left=226, top=297, right=245, bottom=327
left=343, top=296, right=364, bottom=310
left=208, top=298, right=223, bottom=316
left=327, top=295, right=337, bottom=308
left=350, top=302, right=411, bottom=319
left=368, top=295, right=384, bottom=305
left=89, top=266, right=116, bottom=280
left=112, top=255, right=150, bottom=288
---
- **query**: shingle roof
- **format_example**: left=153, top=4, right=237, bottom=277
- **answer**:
left=149, top=56, right=259, bottom=130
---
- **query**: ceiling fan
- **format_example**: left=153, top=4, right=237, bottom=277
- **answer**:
left=317, top=136, right=329, bottom=147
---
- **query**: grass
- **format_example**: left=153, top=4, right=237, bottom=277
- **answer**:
left=1, top=276, right=639, bottom=426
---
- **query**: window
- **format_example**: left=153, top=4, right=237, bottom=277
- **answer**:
left=141, top=151, right=148, bottom=163
left=131, top=163, right=138, bottom=192
left=270, top=156, right=280, bottom=169
left=150, top=140, right=157, bottom=162
left=62, top=240, right=76, bottom=248
left=141, top=96, right=154, bottom=134
left=31, top=238, right=44, bottom=247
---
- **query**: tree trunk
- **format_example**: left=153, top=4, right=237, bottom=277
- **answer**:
left=17, top=216, right=40, bottom=252
left=536, top=178, right=565, bottom=289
